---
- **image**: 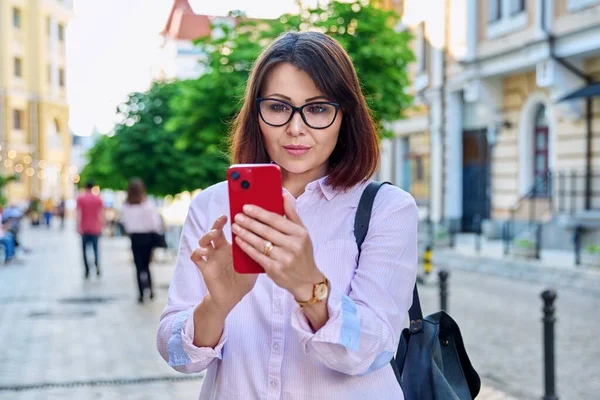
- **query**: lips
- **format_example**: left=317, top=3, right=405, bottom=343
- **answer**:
left=283, top=145, right=311, bottom=156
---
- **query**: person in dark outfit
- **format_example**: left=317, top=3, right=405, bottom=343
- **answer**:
left=120, top=178, right=164, bottom=303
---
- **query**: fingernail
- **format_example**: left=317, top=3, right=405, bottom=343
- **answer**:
left=243, top=205, right=253, bottom=213
left=235, top=214, right=245, bottom=222
left=232, top=223, right=240, bottom=232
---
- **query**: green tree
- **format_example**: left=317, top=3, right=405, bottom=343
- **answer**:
left=0, top=174, right=19, bottom=206
left=170, top=0, right=413, bottom=189
left=79, top=134, right=125, bottom=191
left=81, top=82, right=210, bottom=196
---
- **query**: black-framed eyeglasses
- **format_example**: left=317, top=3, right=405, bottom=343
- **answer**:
left=256, top=98, right=341, bottom=130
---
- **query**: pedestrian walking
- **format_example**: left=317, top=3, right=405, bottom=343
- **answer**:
left=0, top=209, right=17, bottom=263
left=42, top=198, right=54, bottom=228
left=56, top=199, right=66, bottom=230
left=120, top=178, right=163, bottom=304
left=76, top=181, right=103, bottom=279
left=157, top=32, right=418, bottom=399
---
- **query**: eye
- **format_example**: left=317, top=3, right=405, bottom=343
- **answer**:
left=306, top=104, right=330, bottom=114
left=269, top=103, right=289, bottom=113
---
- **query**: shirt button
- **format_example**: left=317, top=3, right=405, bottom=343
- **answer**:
left=273, top=343, right=280, bottom=352
left=270, top=380, right=277, bottom=387
left=275, top=299, right=281, bottom=308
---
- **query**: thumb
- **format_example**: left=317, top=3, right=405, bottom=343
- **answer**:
left=283, top=193, right=303, bottom=226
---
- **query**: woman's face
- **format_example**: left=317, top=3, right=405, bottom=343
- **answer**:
left=258, top=62, right=342, bottom=180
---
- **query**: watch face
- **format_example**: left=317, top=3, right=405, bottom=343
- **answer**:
left=315, top=283, right=329, bottom=300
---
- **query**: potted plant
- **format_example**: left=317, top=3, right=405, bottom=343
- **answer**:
left=512, top=237, right=537, bottom=259
left=582, top=245, right=600, bottom=267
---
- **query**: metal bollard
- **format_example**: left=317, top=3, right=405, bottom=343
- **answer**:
left=535, top=223, right=542, bottom=260
left=573, top=226, right=583, bottom=266
left=474, top=214, right=482, bottom=253
left=503, top=221, right=510, bottom=256
left=438, top=270, right=449, bottom=312
left=541, top=289, right=558, bottom=400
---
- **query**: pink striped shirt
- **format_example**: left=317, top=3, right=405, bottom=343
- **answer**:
left=157, top=177, right=418, bottom=400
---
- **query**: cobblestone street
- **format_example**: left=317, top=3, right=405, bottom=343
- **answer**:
left=2, top=221, right=594, bottom=399
left=418, top=267, right=600, bottom=400
left=0, top=222, right=203, bottom=399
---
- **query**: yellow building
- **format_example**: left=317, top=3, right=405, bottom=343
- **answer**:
left=0, top=0, right=73, bottom=205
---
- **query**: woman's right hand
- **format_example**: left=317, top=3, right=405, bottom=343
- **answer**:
left=190, top=215, right=258, bottom=315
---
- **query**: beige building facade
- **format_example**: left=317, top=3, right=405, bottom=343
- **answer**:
left=0, top=0, right=74, bottom=204
left=381, top=0, right=600, bottom=236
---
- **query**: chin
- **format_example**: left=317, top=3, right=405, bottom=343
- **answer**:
left=274, top=158, right=317, bottom=175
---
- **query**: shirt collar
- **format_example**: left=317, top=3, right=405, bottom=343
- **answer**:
left=304, top=175, right=338, bottom=201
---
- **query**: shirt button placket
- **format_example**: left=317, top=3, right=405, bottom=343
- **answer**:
left=267, top=285, right=286, bottom=400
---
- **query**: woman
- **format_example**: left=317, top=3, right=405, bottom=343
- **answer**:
left=121, top=178, right=163, bottom=303
left=157, top=32, right=418, bottom=399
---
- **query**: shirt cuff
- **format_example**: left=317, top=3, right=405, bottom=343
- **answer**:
left=291, top=286, right=360, bottom=354
left=167, top=308, right=227, bottom=367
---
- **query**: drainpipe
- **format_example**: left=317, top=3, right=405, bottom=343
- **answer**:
left=440, top=0, right=449, bottom=225
left=541, top=0, right=593, bottom=210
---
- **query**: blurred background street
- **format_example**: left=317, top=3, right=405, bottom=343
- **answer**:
left=1, top=0, right=600, bottom=398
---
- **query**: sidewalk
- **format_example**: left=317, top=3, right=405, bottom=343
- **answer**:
left=0, top=221, right=520, bottom=399
left=431, top=233, right=600, bottom=295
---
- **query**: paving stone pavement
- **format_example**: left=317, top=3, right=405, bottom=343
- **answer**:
left=417, top=267, right=600, bottom=400
left=0, top=221, right=540, bottom=399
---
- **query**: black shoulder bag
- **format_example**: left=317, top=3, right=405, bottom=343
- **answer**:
left=354, top=181, right=481, bottom=400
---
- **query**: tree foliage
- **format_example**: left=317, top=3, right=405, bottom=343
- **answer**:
left=83, top=0, right=413, bottom=195
left=80, top=82, right=209, bottom=196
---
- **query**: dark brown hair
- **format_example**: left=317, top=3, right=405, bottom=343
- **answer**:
left=229, top=31, right=379, bottom=190
left=126, top=178, right=146, bottom=205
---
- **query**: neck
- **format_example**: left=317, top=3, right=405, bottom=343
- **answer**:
left=282, top=163, right=328, bottom=198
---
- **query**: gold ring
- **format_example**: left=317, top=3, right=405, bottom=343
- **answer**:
left=263, top=241, right=273, bottom=257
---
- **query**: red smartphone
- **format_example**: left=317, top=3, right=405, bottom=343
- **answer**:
left=227, top=164, right=284, bottom=274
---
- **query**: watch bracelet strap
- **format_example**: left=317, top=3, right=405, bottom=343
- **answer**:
left=296, top=276, right=329, bottom=308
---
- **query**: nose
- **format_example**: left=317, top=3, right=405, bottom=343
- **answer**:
left=287, top=110, right=306, bottom=137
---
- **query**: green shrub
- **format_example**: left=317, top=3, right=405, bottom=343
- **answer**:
left=514, top=239, right=534, bottom=249
left=585, top=245, right=600, bottom=254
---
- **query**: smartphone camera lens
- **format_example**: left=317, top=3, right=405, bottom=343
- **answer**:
left=241, top=180, right=250, bottom=189
left=231, top=171, right=240, bottom=180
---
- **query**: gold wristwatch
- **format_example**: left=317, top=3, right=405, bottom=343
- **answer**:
left=296, top=276, right=330, bottom=308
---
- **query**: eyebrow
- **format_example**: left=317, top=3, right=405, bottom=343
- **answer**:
left=265, top=93, right=329, bottom=102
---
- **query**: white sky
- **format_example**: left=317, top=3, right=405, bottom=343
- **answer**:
left=66, top=0, right=310, bottom=136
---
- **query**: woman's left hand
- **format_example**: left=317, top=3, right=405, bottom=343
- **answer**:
left=231, top=193, right=323, bottom=302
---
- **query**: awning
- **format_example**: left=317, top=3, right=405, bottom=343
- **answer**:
left=558, top=82, right=600, bottom=102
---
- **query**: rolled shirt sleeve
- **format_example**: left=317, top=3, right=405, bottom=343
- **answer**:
left=156, top=186, right=228, bottom=374
left=291, top=186, right=419, bottom=376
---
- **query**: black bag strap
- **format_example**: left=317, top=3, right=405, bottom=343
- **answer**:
left=354, top=181, right=423, bottom=322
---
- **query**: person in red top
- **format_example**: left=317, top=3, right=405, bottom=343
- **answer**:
left=76, top=181, right=104, bottom=279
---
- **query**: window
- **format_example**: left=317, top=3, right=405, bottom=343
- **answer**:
left=13, top=8, right=21, bottom=29
left=47, top=17, right=52, bottom=36
left=59, top=68, right=65, bottom=87
left=58, top=24, right=65, bottom=41
left=489, top=0, right=502, bottom=22
left=415, top=156, right=425, bottom=181
left=487, top=0, right=528, bottom=38
left=568, top=0, right=599, bottom=12
left=533, top=106, right=549, bottom=196
left=14, top=58, right=23, bottom=78
left=13, top=110, right=23, bottom=130
left=509, top=0, right=526, bottom=15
